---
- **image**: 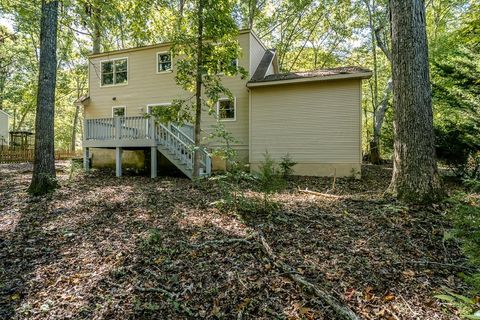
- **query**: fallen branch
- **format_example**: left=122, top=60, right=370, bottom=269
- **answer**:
left=257, top=232, right=360, bottom=320
left=298, top=188, right=343, bottom=199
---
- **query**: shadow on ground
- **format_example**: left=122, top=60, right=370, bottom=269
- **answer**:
left=0, top=163, right=469, bottom=319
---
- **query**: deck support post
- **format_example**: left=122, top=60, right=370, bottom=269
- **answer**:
left=83, top=147, right=90, bottom=172
left=151, top=147, right=157, bottom=178
left=115, top=147, right=122, bottom=177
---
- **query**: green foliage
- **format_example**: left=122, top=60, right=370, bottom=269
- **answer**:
left=435, top=123, right=480, bottom=179
left=147, top=101, right=193, bottom=125
left=255, top=152, right=285, bottom=213
left=279, top=153, right=296, bottom=178
left=209, top=122, right=255, bottom=213
left=169, top=0, right=247, bottom=119
left=447, top=193, right=480, bottom=293
left=434, top=289, right=480, bottom=319
left=464, top=178, right=480, bottom=193
left=431, top=42, right=480, bottom=179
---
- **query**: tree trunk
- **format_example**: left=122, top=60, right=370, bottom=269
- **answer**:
left=193, top=0, right=205, bottom=178
left=389, top=0, right=442, bottom=203
left=369, top=79, right=393, bottom=164
left=71, top=105, right=80, bottom=152
left=92, top=5, right=101, bottom=54
left=28, top=0, right=59, bottom=196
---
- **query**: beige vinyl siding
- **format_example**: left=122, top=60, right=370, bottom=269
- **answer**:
left=86, top=32, right=252, bottom=149
left=249, top=79, right=362, bottom=175
left=249, top=32, right=266, bottom=76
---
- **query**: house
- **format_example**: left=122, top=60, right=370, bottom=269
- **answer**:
left=0, top=109, right=8, bottom=147
left=78, top=30, right=372, bottom=179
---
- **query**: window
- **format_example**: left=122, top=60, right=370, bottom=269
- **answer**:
left=217, top=98, right=236, bottom=121
left=157, top=52, right=172, bottom=73
left=112, top=106, right=126, bottom=117
left=218, top=59, right=238, bottom=75
left=101, top=58, right=128, bottom=86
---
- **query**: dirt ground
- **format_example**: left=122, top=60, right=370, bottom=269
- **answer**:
left=0, top=162, right=472, bottom=319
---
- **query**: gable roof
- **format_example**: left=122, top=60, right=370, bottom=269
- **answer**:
left=247, top=66, right=372, bottom=87
left=250, top=49, right=276, bottom=81
left=0, top=109, right=9, bottom=117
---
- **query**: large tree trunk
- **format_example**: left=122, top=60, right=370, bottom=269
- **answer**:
left=193, top=0, right=205, bottom=178
left=28, top=0, right=59, bottom=196
left=389, top=0, right=442, bottom=203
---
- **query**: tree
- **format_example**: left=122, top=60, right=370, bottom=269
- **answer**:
left=169, top=0, right=245, bottom=178
left=389, top=0, right=442, bottom=203
left=28, top=0, right=59, bottom=195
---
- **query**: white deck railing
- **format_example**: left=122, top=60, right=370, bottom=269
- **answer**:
left=84, top=116, right=211, bottom=176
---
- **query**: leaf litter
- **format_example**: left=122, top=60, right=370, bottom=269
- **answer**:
left=0, top=162, right=471, bottom=319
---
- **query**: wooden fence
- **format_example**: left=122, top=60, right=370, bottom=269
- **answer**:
left=0, top=148, right=81, bottom=164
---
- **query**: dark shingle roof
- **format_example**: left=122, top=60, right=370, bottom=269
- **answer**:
left=250, top=49, right=276, bottom=81
left=248, top=66, right=372, bottom=84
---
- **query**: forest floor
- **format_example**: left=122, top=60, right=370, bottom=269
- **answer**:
left=0, top=161, right=474, bottom=319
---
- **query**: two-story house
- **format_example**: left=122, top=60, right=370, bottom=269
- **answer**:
left=78, top=30, right=372, bottom=179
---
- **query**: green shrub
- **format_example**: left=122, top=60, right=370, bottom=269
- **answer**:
left=447, top=194, right=480, bottom=293
left=255, top=152, right=285, bottom=213
left=435, top=122, right=480, bottom=179
left=279, top=153, right=297, bottom=178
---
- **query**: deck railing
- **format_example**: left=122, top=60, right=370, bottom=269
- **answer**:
left=85, top=118, right=115, bottom=140
left=84, top=116, right=211, bottom=176
left=85, top=117, right=152, bottom=141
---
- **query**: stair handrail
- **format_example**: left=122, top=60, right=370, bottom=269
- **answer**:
left=156, top=122, right=192, bottom=150
left=170, top=123, right=194, bottom=144
left=170, top=124, right=212, bottom=175
left=170, top=124, right=211, bottom=158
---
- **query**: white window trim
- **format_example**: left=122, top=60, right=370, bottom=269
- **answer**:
left=100, top=57, right=129, bottom=87
left=146, top=102, right=172, bottom=114
left=112, top=105, right=127, bottom=117
left=156, top=51, right=173, bottom=74
left=216, top=97, right=236, bottom=122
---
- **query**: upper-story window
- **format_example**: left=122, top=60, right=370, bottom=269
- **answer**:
left=101, top=58, right=128, bottom=86
left=157, top=52, right=172, bottom=73
left=217, top=98, right=236, bottom=121
left=218, top=58, right=238, bottom=75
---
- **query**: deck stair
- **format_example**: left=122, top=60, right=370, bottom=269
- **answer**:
left=84, top=117, right=211, bottom=179
left=155, top=123, right=211, bottom=179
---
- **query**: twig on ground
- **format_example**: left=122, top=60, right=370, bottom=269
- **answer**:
left=298, top=188, right=343, bottom=199
left=256, top=231, right=360, bottom=320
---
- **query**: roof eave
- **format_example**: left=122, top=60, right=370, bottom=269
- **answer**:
left=0, top=109, right=9, bottom=117
left=246, top=72, right=373, bottom=88
left=88, top=29, right=254, bottom=59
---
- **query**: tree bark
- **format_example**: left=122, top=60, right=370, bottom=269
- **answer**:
left=71, top=105, right=80, bottom=152
left=92, top=4, right=101, bottom=54
left=28, top=0, right=59, bottom=196
left=389, top=0, right=442, bottom=203
left=369, top=79, right=392, bottom=164
left=193, top=0, right=205, bottom=178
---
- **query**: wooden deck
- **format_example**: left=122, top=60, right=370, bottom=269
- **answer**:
left=83, top=117, right=211, bottom=179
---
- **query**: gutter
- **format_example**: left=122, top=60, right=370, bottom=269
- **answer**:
left=246, top=72, right=373, bottom=88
